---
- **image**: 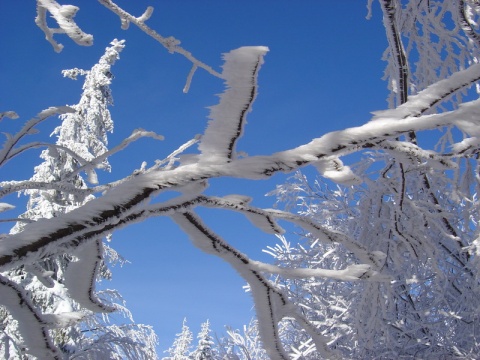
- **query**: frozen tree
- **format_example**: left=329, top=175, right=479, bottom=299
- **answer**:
left=164, top=319, right=193, bottom=360
left=216, top=320, right=270, bottom=360
left=260, top=0, right=480, bottom=358
left=1, top=0, right=480, bottom=359
left=190, top=320, right=216, bottom=360
left=0, top=39, right=157, bottom=359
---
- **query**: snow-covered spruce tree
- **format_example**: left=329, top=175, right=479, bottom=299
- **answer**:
left=216, top=320, right=270, bottom=360
left=163, top=319, right=193, bottom=360
left=0, top=39, right=157, bottom=359
left=190, top=320, right=216, bottom=360
left=3, top=1, right=480, bottom=358
left=263, top=1, right=480, bottom=358
left=163, top=318, right=268, bottom=360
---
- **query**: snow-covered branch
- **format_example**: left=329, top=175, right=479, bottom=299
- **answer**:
left=97, top=0, right=223, bottom=84
left=380, top=0, right=409, bottom=107
left=1, top=85, right=478, bottom=268
left=35, top=0, right=93, bottom=52
left=64, top=128, right=164, bottom=183
left=0, top=106, right=74, bottom=167
left=0, top=180, right=94, bottom=200
left=65, top=239, right=117, bottom=313
left=0, top=274, right=62, bottom=359
left=199, top=47, right=268, bottom=162
left=171, top=211, right=338, bottom=360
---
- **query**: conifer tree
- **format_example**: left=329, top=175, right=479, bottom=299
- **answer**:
left=1, top=39, right=157, bottom=360
left=191, top=320, right=216, bottom=360
left=164, top=319, right=193, bottom=360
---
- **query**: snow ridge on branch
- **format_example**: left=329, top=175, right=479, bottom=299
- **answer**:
left=171, top=211, right=339, bottom=360
left=65, top=239, right=117, bottom=313
left=199, top=47, right=268, bottom=163
left=98, top=0, right=223, bottom=89
left=0, top=274, right=61, bottom=359
left=35, top=0, right=93, bottom=52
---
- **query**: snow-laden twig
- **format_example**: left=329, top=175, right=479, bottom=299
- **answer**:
left=0, top=218, right=35, bottom=224
left=380, top=0, right=409, bottom=107
left=0, top=180, right=93, bottom=199
left=65, top=239, right=117, bottom=313
left=98, top=0, right=223, bottom=81
left=0, top=107, right=74, bottom=166
left=314, top=156, right=362, bottom=185
left=457, top=0, right=480, bottom=47
left=264, top=208, right=387, bottom=268
left=82, top=136, right=201, bottom=194
left=199, top=46, right=268, bottom=162
left=183, top=64, right=198, bottom=94
left=375, top=140, right=456, bottom=169
left=372, top=62, right=480, bottom=120
left=1, top=141, right=90, bottom=170
left=250, top=261, right=386, bottom=282
left=0, top=274, right=62, bottom=359
left=64, top=128, right=164, bottom=182
left=171, top=211, right=339, bottom=360
left=0, top=111, right=19, bottom=121
left=0, top=203, right=14, bottom=213
left=35, top=0, right=93, bottom=52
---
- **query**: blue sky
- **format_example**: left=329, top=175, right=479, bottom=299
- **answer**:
left=1, top=0, right=390, bottom=351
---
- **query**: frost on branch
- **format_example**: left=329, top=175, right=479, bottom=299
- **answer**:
left=0, top=111, right=19, bottom=121
left=172, top=212, right=339, bottom=360
left=314, top=156, right=361, bottom=185
left=0, top=107, right=74, bottom=169
left=64, top=239, right=116, bottom=313
left=0, top=203, right=15, bottom=213
left=258, top=2, right=480, bottom=357
left=0, top=274, right=61, bottom=359
left=98, top=0, right=222, bottom=85
left=199, top=46, right=268, bottom=163
left=35, top=0, right=93, bottom=52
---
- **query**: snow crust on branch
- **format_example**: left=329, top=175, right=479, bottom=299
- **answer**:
left=98, top=0, right=223, bottom=85
left=250, top=261, right=386, bottom=281
left=0, top=107, right=74, bottom=168
left=35, top=0, right=93, bottom=52
left=64, top=239, right=116, bottom=312
left=372, top=62, right=480, bottom=120
left=199, top=46, right=268, bottom=163
left=0, top=274, right=61, bottom=359
left=2, top=91, right=479, bottom=268
left=172, top=211, right=339, bottom=360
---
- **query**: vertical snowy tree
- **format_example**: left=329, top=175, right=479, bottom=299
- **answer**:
left=164, top=319, right=193, bottom=360
left=217, top=321, right=269, bottom=360
left=190, top=320, right=216, bottom=360
left=1, top=39, right=157, bottom=359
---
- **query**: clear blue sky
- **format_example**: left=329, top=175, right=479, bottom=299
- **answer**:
left=1, top=0, right=389, bottom=352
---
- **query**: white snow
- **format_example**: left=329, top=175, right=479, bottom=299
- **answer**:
left=199, top=46, right=268, bottom=163
left=36, top=0, right=93, bottom=52
left=0, top=203, right=15, bottom=213
left=64, top=239, right=116, bottom=313
left=0, top=274, right=61, bottom=359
